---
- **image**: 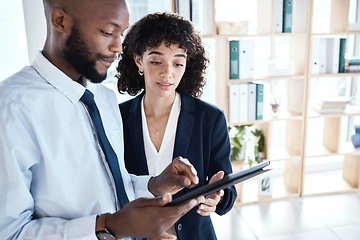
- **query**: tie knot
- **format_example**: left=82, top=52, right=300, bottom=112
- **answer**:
left=80, top=89, right=95, bottom=105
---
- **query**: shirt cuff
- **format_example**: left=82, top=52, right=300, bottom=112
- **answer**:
left=131, top=174, right=154, bottom=199
left=67, top=214, right=98, bottom=240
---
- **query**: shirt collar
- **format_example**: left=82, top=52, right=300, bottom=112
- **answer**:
left=32, top=51, right=86, bottom=103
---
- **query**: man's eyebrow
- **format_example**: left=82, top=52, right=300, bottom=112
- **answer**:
left=105, top=20, right=129, bottom=30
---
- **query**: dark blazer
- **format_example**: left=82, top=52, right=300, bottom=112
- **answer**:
left=119, top=92, right=237, bottom=240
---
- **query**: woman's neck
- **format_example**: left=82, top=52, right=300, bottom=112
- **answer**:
left=143, top=93, right=176, bottom=118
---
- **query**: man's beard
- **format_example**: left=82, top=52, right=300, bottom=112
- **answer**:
left=63, top=25, right=107, bottom=83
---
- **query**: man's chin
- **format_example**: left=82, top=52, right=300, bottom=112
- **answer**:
left=87, top=73, right=107, bottom=84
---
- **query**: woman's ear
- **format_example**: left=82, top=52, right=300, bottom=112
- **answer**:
left=133, top=54, right=143, bottom=70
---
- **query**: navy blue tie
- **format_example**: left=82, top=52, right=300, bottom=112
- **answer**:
left=81, top=89, right=129, bottom=208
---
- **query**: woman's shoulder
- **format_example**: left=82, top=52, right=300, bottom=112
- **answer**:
left=181, top=94, right=224, bottom=115
left=119, top=93, right=143, bottom=111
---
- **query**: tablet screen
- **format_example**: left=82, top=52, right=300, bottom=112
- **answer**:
left=166, top=161, right=270, bottom=206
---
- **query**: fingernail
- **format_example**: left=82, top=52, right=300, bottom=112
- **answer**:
left=162, top=193, right=171, bottom=201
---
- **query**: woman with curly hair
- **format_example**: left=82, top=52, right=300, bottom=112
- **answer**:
left=116, top=12, right=237, bottom=240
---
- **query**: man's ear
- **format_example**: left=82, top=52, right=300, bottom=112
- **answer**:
left=133, top=54, right=143, bottom=70
left=51, top=8, right=72, bottom=33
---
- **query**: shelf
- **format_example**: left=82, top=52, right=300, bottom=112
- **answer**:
left=306, top=142, right=360, bottom=157
left=203, top=0, right=360, bottom=205
left=310, top=72, right=360, bottom=78
left=228, top=75, right=305, bottom=83
left=307, top=108, right=360, bottom=118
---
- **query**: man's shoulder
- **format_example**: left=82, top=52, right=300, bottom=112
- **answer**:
left=0, top=66, right=43, bottom=102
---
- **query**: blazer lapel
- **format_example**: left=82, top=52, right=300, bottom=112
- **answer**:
left=173, top=94, right=195, bottom=158
left=127, top=93, right=149, bottom=174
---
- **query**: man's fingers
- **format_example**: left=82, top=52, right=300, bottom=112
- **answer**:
left=134, top=193, right=173, bottom=208
left=174, top=157, right=199, bottom=186
left=177, top=157, right=198, bottom=175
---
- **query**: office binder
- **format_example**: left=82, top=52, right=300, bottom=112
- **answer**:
left=282, top=0, right=292, bottom=33
left=256, top=83, right=264, bottom=120
left=229, top=40, right=240, bottom=79
left=248, top=83, right=257, bottom=121
left=229, top=84, right=241, bottom=123
left=338, top=38, right=347, bottom=73
left=274, top=0, right=283, bottom=33
left=311, top=38, right=320, bottom=74
left=239, top=40, right=254, bottom=79
left=326, top=38, right=340, bottom=74
left=239, top=83, right=249, bottom=122
left=318, top=38, right=327, bottom=74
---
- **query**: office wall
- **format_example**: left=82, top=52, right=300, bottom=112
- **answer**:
left=22, top=0, right=46, bottom=63
left=0, top=0, right=45, bottom=80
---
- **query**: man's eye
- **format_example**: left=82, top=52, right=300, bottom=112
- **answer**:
left=100, top=30, right=113, bottom=36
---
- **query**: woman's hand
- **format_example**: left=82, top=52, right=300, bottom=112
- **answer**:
left=196, top=171, right=225, bottom=216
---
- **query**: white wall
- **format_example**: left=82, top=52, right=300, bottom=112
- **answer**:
left=0, top=0, right=29, bottom=80
left=22, top=0, right=46, bottom=63
left=0, top=0, right=45, bottom=80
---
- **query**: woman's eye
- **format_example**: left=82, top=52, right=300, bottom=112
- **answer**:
left=150, top=61, right=161, bottom=65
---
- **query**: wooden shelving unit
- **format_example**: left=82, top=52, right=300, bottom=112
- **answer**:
left=189, top=0, right=360, bottom=204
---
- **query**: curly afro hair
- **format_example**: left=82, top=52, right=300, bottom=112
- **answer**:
left=116, top=12, right=209, bottom=98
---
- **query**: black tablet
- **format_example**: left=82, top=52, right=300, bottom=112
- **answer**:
left=166, top=161, right=271, bottom=206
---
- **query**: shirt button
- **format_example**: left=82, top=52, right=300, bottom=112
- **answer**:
left=177, top=223, right=182, bottom=231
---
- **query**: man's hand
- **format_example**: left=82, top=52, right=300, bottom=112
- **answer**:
left=106, top=193, right=205, bottom=239
left=197, top=171, right=225, bottom=216
left=148, top=156, right=199, bottom=196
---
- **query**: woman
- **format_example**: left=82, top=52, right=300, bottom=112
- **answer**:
left=116, top=12, right=237, bottom=240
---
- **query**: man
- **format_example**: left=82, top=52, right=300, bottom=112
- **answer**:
left=0, top=0, right=205, bottom=239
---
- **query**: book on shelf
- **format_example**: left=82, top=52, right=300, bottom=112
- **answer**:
left=312, top=105, right=346, bottom=114
left=282, top=0, right=292, bottom=33
left=312, top=96, right=350, bottom=114
left=344, top=56, right=360, bottom=73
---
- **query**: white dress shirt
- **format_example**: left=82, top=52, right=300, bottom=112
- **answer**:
left=0, top=52, right=152, bottom=239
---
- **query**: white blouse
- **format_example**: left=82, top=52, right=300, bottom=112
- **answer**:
left=141, top=92, right=181, bottom=176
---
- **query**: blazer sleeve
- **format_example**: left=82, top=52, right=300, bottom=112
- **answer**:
left=210, top=110, right=237, bottom=215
